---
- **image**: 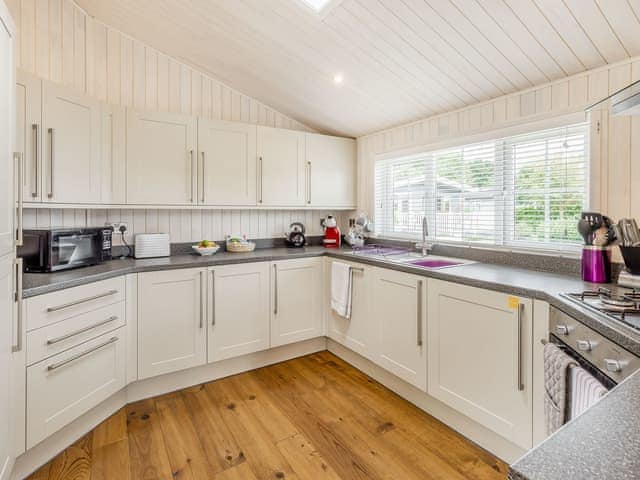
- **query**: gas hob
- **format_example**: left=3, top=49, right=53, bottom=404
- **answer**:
left=562, top=286, right=640, bottom=331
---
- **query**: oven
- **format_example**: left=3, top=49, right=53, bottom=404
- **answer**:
left=18, top=227, right=113, bottom=273
left=548, top=306, right=640, bottom=389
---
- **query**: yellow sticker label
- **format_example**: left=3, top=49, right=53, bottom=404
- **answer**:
left=508, top=296, right=520, bottom=309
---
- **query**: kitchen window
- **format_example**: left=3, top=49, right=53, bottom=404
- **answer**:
left=374, top=122, right=588, bottom=252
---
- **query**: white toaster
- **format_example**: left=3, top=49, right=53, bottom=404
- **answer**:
left=134, top=233, right=170, bottom=258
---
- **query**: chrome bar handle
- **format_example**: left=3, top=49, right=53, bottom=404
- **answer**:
left=211, top=270, right=216, bottom=326
left=258, top=156, right=263, bottom=204
left=517, top=302, right=525, bottom=391
left=200, top=151, right=206, bottom=204
left=199, top=271, right=204, bottom=329
left=47, top=336, right=118, bottom=372
left=12, top=258, right=23, bottom=353
left=46, top=289, right=118, bottom=313
left=417, top=280, right=423, bottom=346
left=15, top=152, right=24, bottom=246
left=32, top=124, right=38, bottom=197
left=47, top=128, right=54, bottom=198
left=46, top=316, right=119, bottom=345
left=307, top=161, right=312, bottom=204
left=273, top=264, right=278, bottom=315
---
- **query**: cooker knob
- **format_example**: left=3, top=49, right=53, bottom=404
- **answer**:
left=556, top=324, right=570, bottom=336
left=604, top=358, right=622, bottom=373
left=576, top=340, right=593, bottom=352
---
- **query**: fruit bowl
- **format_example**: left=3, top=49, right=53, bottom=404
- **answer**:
left=192, top=245, right=220, bottom=256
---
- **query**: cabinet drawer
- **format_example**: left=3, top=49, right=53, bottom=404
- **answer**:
left=26, top=301, right=126, bottom=366
left=26, top=328, right=126, bottom=448
left=25, top=277, right=125, bottom=331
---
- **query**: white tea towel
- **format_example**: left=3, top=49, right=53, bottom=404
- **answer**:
left=543, top=342, right=577, bottom=435
left=569, top=366, right=608, bottom=420
left=331, top=262, right=353, bottom=319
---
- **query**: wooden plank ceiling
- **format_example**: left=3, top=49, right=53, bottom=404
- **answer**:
left=75, top=0, right=640, bottom=137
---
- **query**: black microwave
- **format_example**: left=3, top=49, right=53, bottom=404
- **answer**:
left=18, top=227, right=113, bottom=273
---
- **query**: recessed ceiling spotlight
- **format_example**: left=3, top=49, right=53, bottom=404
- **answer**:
left=333, top=73, right=343, bottom=85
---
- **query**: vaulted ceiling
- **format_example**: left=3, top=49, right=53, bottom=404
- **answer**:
left=75, top=0, right=640, bottom=137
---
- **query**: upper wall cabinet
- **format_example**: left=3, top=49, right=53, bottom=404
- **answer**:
left=257, top=126, right=306, bottom=207
left=15, top=71, right=125, bottom=205
left=306, top=133, right=356, bottom=208
left=198, top=119, right=257, bottom=206
left=126, top=110, right=197, bottom=206
left=16, top=72, right=357, bottom=209
left=42, top=82, right=102, bottom=204
left=15, top=72, right=41, bottom=203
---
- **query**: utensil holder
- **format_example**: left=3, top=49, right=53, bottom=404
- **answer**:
left=582, top=246, right=612, bottom=283
left=619, top=246, right=640, bottom=275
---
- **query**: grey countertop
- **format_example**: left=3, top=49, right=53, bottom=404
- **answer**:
left=21, top=246, right=640, bottom=480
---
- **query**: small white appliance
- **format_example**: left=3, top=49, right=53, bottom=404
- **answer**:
left=134, top=233, right=170, bottom=258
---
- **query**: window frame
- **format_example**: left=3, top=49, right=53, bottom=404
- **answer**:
left=373, top=114, right=590, bottom=255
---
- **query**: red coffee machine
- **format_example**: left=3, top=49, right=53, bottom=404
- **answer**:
left=323, top=215, right=341, bottom=248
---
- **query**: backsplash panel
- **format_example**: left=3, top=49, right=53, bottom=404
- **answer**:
left=23, top=208, right=353, bottom=246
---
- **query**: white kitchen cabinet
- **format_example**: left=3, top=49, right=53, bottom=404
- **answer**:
left=0, top=257, right=15, bottom=478
left=257, top=126, right=305, bottom=207
left=15, top=71, right=41, bottom=203
left=427, top=279, right=533, bottom=449
left=0, top=7, right=15, bottom=475
left=126, top=109, right=197, bottom=205
left=26, top=327, right=126, bottom=449
left=137, top=268, right=207, bottom=379
left=326, top=259, right=377, bottom=361
left=271, top=258, right=323, bottom=347
left=207, top=262, right=270, bottom=361
left=371, top=268, right=427, bottom=391
left=198, top=119, right=257, bottom=206
left=42, top=81, right=102, bottom=204
left=306, top=133, right=356, bottom=208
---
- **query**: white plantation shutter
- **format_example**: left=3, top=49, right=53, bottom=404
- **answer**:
left=375, top=122, right=588, bottom=252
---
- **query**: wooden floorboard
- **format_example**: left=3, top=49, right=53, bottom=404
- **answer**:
left=27, top=352, right=508, bottom=480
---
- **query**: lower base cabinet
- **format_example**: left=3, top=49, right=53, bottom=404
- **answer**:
left=372, top=267, right=427, bottom=391
left=270, top=258, right=323, bottom=347
left=327, top=259, right=376, bottom=361
left=427, top=279, right=533, bottom=449
left=208, top=262, right=270, bottom=362
left=137, top=268, right=207, bottom=379
left=26, top=328, right=126, bottom=448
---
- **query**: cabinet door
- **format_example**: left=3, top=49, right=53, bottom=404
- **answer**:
left=257, top=126, right=305, bottom=206
left=208, top=263, right=270, bottom=362
left=198, top=119, right=257, bottom=206
left=15, top=71, right=41, bottom=203
left=126, top=109, right=197, bottom=205
left=271, top=258, right=322, bottom=347
left=0, top=12, right=13, bottom=260
left=0, top=256, right=14, bottom=477
left=138, top=268, right=206, bottom=379
left=372, top=268, right=427, bottom=391
left=306, top=133, right=356, bottom=208
left=42, top=81, right=101, bottom=203
left=327, top=259, right=377, bottom=360
left=427, top=279, right=533, bottom=449
left=26, top=328, right=125, bottom=448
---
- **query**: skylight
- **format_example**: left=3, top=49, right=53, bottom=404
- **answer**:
left=299, top=0, right=340, bottom=13
left=300, top=0, right=332, bottom=11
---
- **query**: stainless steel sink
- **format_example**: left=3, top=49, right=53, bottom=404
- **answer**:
left=390, top=254, right=474, bottom=269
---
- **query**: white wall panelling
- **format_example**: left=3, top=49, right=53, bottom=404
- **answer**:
left=23, top=208, right=352, bottom=245
left=59, top=0, right=640, bottom=137
left=358, top=56, right=640, bottom=263
left=5, top=0, right=309, bottom=131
